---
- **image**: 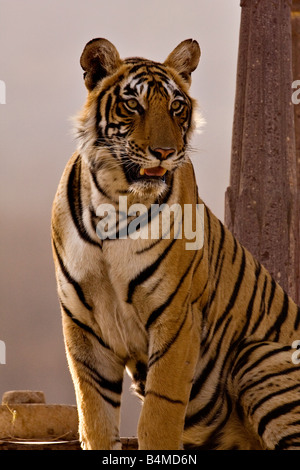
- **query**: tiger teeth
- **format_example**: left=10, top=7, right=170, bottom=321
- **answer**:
left=140, top=168, right=145, bottom=175
left=160, top=168, right=167, bottom=176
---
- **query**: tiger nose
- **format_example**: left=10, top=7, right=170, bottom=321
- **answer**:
left=149, top=147, right=176, bottom=160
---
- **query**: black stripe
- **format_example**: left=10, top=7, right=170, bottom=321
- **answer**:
left=289, top=419, right=300, bottom=426
left=231, top=341, right=270, bottom=380
left=135, top=235, right=167, bottom=255
left=146, top=81, right=155, bottom=100
left=190, top=316, right=232, bottom=401
left=250, top=275, right=268, bottom=335
left=51, top=222, right=63, bottom=249
left=216, top=222, right=225, bottom=264
left=232, top=236, right=238, bottom=264
left=173, top=89, right=185, bottom=99
left=105, top=93, right=112, bottom=123
left=96, top=88, right=113, bottom=140
left=95, top=92, right=104, bottom=138
left=204, top=390, right=233, bottom=436
left=96, top=79, right=124, bottom=140
left=131, top=71, right=148, bottom=81
left=185, top=383, right=221, bottom=429
left=123, top=83, right=138, bottom=97
left=189, top=249, right=205, bottom=304
left=204, top=252, right=225, bottom=312
left=84, top=376, right=121, bottom=408
left=238, top=264, right=261, bottom=338
left=231, top=357, right=297, bottom=433
left=126, top=238, right=176, bottom=303
left=267, top=277, right=277, bottom=314
left=265, top=291, right=289, bottom=341
left=145, top=390, right=185, bottom=405
left=213, top=247, right=246, bottom=334
left=90, top=167, right=112, bottom=201
left=148, top=276, right=163, bottom=295
left=76, top=356, right=123, bottom=395
left=146, top=250, right=197, bottom=330
left=128, top=64, right=145, bottom=74
left=151, top=69, right=172, bottom=82
left=219, top=266, right=264, bottom=383
left=190, top=247, right=204, bottom=285
left=238, top=366, right=298, bottom=402
left=52, top=239, right=92, bottom=311
left=258, top=399, right=300, bottom=437
left=89, top=206, right=103, bottom=248
left=113, top=84, right=121, bottom=98
left=276, top=432, right=300, bottom=450
left=191, top=279, right=208, bottom=306
left=209, top=242, right=215, bottom=270
left=61, top=303, right=110, bottom=351
left=239, top=344, right=291, bottom=382
left=251, top=383, right=300, bottom=417
left=67, top=155, right=99, bottom=247
left=205, top=207, right=215, bottom=266
left=99, top=393, right=121, bottom=408
left=156, top=81, right=170, bottom=99
left=148, top=298, right=190, bottom=368
left=205, top=206, right=211, bottom=249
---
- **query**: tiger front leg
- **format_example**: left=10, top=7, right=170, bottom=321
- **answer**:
left=62, top=311, right=125, bottom=450
left=138, top=308, right=199, bottom=450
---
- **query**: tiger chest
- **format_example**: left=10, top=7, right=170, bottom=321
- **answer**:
left=102, top=237, right=171, bottom=314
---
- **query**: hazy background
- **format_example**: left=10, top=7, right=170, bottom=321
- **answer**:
left=0, top=0, right=240, bottom=435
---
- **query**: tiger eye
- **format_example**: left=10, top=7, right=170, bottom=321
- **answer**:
left=126, top=99, right=138, bottom=110
left=171, top=100, right=183, bottom=111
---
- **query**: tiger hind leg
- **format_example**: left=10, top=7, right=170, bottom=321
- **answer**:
left=230, top=340, right=300, bottom=450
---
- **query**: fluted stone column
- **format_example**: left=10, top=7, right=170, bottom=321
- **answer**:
left=225, top=0, right=299, bottom=303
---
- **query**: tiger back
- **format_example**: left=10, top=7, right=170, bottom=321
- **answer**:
left=51, top=38, right=300, bottom=450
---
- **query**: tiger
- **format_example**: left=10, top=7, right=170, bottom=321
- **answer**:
left=51, top=37, right=300, bottom=450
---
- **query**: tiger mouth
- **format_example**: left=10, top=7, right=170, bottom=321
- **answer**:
left=123, top=162, right=168, bottom=183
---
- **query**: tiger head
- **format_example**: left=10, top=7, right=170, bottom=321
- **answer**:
left=76, top=38, right=201, bottom=199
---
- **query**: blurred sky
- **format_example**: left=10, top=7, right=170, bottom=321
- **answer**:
left=0, top=0, right=240, bottom=435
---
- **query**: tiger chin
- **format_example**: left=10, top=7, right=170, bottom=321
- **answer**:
left=52, top=38, right=300, bottom=450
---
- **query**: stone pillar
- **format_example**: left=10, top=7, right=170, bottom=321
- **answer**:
left=291, top=0, right=300, bottom=303
left=225, top=0, right=299, bottom=303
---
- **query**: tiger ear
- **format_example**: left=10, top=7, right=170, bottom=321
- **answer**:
left=80, top=38, right=122, bottom=91
left=164, top=39, right=200, bottom=86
